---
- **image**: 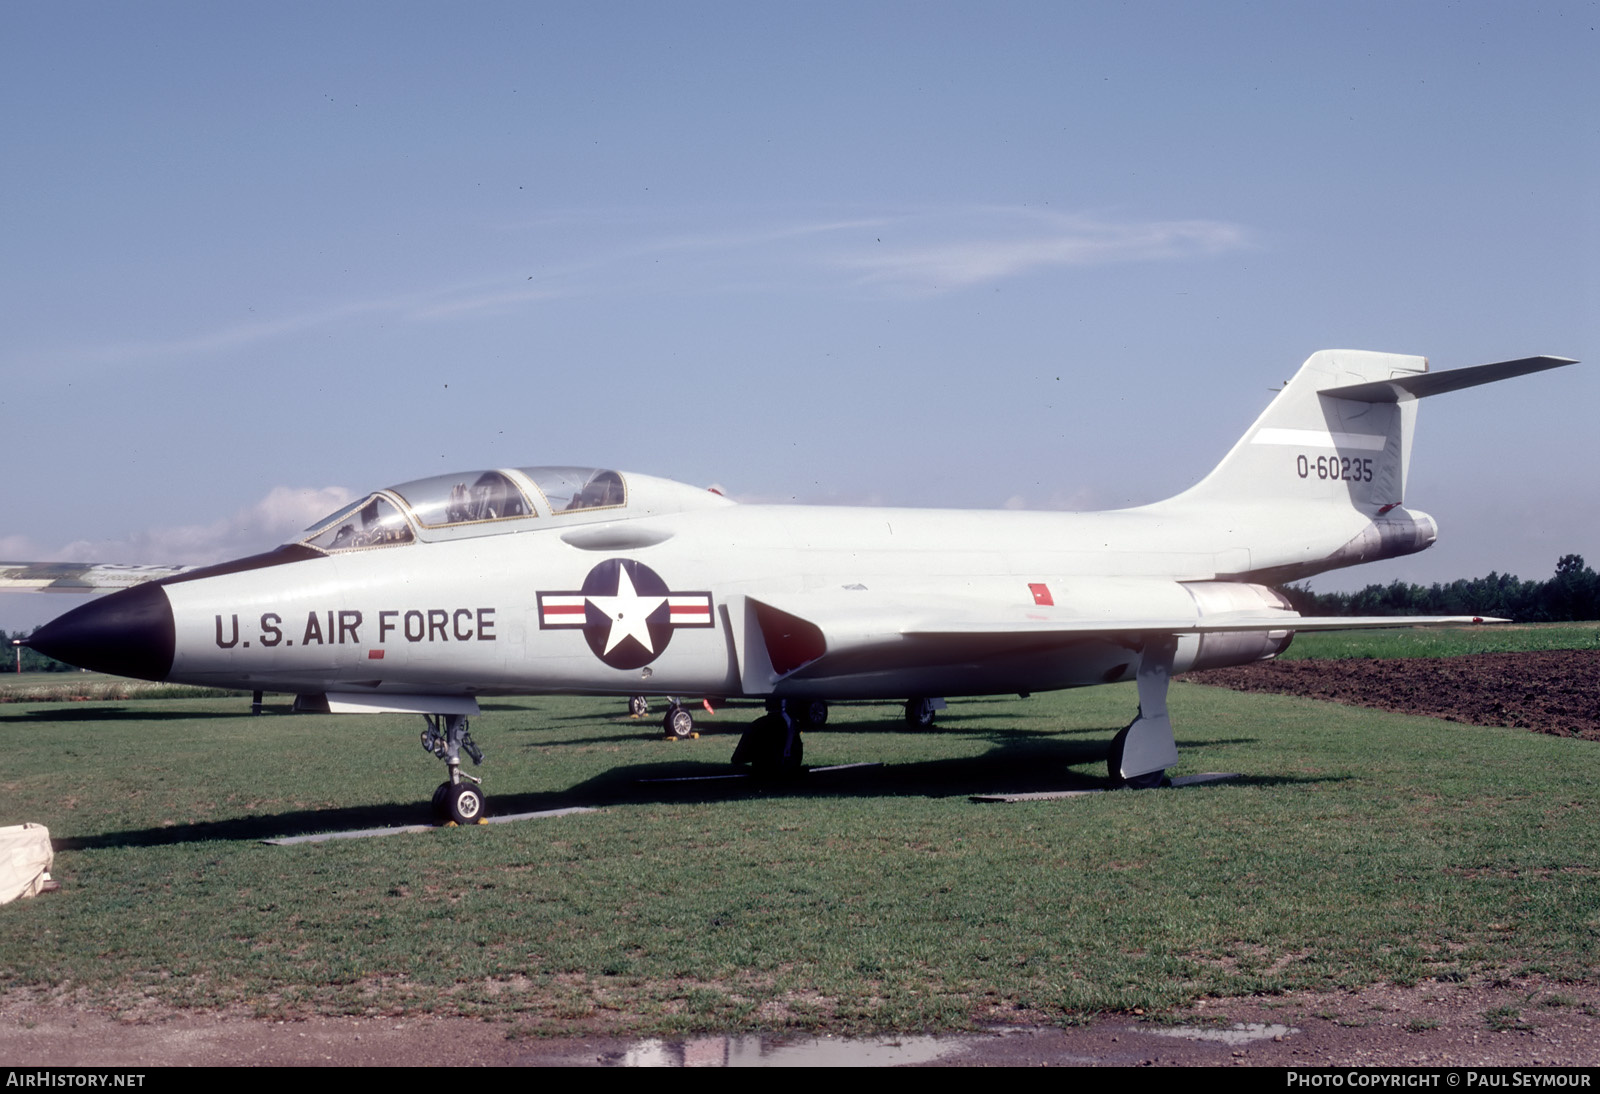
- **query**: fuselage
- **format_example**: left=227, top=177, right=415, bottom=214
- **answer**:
left=26, top=444, right=1442, bottom=705
left=92, top=483, right=1422, bottom=701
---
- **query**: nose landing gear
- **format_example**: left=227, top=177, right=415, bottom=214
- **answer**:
left=421, top=713, right=487, bottom=824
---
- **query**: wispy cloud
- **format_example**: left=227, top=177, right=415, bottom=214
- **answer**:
left=837, top=212, right=1250, bottom=296
left=53, top=206, right=1249, bottom=368
left=540, top=206, right=1248, bottom=299
left=10, top=486, right=355, bottom=566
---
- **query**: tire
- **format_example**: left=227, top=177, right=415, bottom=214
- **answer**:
left=904, top=697, right=936, bottom=730
left=431, top=781, right=453, bottom=822
left=629, top=695, right=650, bottom=718
left=752, top=724, right=803, bottom=778
left=789, top=699, right=828, bottom=727
left=732, top=713, right=781, bottom=765
left=446, top=782, right=485, bottom=824
left=663, top=705, right=695, bottom=740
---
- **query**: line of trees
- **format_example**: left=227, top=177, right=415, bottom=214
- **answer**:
left=1279, top=554, right=1600, bottom=622
left=3, top=633, right=75, bottom=673
left=1, top=633, right=83, bottom=674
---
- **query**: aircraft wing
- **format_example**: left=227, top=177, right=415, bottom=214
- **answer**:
left=740, top=589, right=1499, bottom=686
left=0, top=561, right=195, bottom=592
left=909, top=613, right=1501, bottom=635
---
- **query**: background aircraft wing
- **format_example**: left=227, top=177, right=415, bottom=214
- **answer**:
left=0, top=561, right=195, bottom=592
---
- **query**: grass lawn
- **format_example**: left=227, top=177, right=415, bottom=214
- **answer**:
left=1281, top=621, right=1600, bottom=660
left=3, top=683, right=1596, bottom=1034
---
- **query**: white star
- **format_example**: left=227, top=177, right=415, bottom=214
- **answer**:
left=586, top=565, right=666, bottom=656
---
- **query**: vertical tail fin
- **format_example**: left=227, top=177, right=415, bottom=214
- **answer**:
left=1172, top=349, right=1426, bottom=512
left=1147, top=350, right=1575, bottom=582
left=1167, top=350, right=1575, bottom=513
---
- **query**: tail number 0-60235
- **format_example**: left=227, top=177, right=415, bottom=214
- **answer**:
left=1297, top=454, right=1373, bottom=482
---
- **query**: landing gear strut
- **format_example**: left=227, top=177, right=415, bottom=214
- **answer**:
left=421, top=713, right=486, bottom=823
left=1107, top=635, right=1178, bottom=789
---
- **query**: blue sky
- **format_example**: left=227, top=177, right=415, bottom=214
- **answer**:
left=3, top=1, right=1595, bottom=632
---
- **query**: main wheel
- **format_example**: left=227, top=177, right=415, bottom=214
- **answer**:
left=752, top=722, right=803, bottom=778
left=663, top=705, right=695, bottom=740
left=1106, top=725, right=1166, bottom=789
left=446, top=782, right=485, bottom=824
left=732, top=712, right=780, bottom=765
left=629, top=695, right=650, bottom=718
left=904, top=697, right=936, bottom=730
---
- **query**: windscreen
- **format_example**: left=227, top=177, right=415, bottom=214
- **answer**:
left=302, top=495, right=415, bottom=552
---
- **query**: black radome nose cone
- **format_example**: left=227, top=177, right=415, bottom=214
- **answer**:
left=27, top=583, right=175, bottom=681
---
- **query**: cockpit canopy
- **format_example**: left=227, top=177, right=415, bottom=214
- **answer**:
left=302, top=494, right=416, bottom=552
left=391, top=470, right=534, bottom=527
left=298, top=466, right=727, bottom=554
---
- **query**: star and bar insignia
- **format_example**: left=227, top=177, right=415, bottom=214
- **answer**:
left=537, top=558, right=713, bottom=669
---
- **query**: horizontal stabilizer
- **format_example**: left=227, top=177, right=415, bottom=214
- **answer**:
left=1321, top=355, right=1577, bottom=403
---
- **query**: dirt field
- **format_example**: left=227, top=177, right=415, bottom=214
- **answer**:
left=4, top=978, right=1597, bottom=1067
left=1186, top=649, right=1600, bottom=741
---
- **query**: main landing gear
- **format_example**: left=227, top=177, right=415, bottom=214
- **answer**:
left=731, top=699, right=820, bottom=777
left=1107, top=635, right=1179, bottom=790
left=421, top=713, right=486, bottom=824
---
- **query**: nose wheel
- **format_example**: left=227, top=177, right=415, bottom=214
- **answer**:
left=421, top=713, right=487, bottom=824
left=432, top=779, right=485, bottom=824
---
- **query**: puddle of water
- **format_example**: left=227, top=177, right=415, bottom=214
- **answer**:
left=1148, top=1022, right=1297, bottom=1046
left=614, top=1033, right=971, bottom=1067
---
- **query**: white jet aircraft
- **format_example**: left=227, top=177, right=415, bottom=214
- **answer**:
left=8, top=350, right=1576, bottom=823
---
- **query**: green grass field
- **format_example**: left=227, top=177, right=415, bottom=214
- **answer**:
left=3, top=679, right=1597, bottom=1035
left=0, top=671, right=238, bottom=702
left=1280, top=621, right=1600, bottom=660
